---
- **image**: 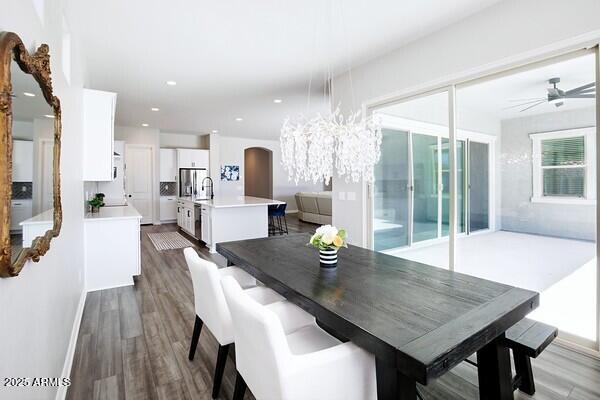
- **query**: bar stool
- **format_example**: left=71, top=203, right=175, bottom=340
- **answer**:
left=221, top=276, right=377, bottom=400
left=183, top=248, right=313, bottom=399
left=268, top=203, right=288, bottom=235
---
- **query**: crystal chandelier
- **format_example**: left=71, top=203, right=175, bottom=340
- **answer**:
left=279, top=1, right=382, bottom=185
left=281, top=107, right=381, bottom=185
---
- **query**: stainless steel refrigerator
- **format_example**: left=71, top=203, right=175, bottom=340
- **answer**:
left=179, top=168, right=209, bottom=199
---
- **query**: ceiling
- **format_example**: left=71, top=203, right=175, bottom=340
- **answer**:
left=11, top=62, right=53, bottom=123
left=65, top=0, right=502, bottom=139
left=458, top=52, right=596, bottom=121
left=377, top=52, right=596, bottom=132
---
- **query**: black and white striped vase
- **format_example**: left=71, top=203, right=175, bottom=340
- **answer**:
left=319, top=247, right=338, bottom=269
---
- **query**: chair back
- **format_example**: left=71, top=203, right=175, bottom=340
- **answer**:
left=277, top=203, right=287, bottom=215
left=183, top=247, right=234, bottom=344
left=221, top=276, right=290, bottom=399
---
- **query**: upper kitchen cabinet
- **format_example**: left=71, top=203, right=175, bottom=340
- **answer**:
left=177, top=149, right=209, bottom=169
left=160, top=148, right=177, bottom=182
left=12, top=140, right=33, bottom=182
left=83, top=89, right=117, bottom=181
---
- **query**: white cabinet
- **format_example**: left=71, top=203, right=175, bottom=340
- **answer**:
left=10, top=199, right=33, bottom=231
left=201, top=205, right=211, bottom=245
left=160, top=196, right=177, bottom=221
left=176, top=199, right=195, bottom=234
left=12, top=140, right=33, bottom=182
left=160, top=149, right=177, bottom=182
left=177, top=149, right=209, bottom=169
left=83, top=89, right=117, bottom=181
left=84, top=210, right=141, bottom=291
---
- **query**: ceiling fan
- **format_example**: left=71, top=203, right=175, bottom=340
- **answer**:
left=506, top=77, right=596, bottom=112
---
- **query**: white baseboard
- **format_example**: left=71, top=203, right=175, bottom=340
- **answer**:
left=86, top=279, right=134, bottom=293
left=285, top=209, right=298, bottom=214
left=55, top=289, right=87, bottom=400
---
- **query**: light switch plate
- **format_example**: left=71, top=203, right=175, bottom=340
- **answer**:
left=338, top=191, right=346, bottom=200
left=347, top=191, right=356, bottom=201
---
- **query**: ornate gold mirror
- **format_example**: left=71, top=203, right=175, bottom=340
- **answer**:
left=0, top=32, right=62, bottom=277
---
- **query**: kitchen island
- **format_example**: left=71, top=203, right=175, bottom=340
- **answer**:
left=84, top=204, right=142, bottom=291
left=178, top=196, right=284, bottom=252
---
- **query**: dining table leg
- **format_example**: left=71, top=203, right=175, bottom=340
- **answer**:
left=376, top=358, right=417, bottom=400
left=476, top=335, right=514, bottom=400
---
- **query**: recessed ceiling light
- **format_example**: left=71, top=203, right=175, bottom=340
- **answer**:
left=44, top=114, right=54, bottom=119
left=166, top=80, right=177, bottom=86
left=23, top=92, right=36, bottom=97
left=273, top=99, right=283, bottom=104
left=212, top=130, right=219, bottom=133
left=151, top=107, right=160, bottom=111
left=235, top=117, right=243, bottom=122
left=141, top=123, right=149, bottom=127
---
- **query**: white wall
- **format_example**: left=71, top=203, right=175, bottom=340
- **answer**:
left=159, top=131, right=209, bottom=149
left=218, top=135, right=324, bottom=211
left=13, top=120, right=34, bottom=140
left=0, top=1, right=87, bottom=399
left=331, top=0, right=600, bottom=246
left=115, top=125, right=161, bottom=224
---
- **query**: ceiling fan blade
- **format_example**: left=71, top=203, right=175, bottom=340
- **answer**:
left=502, top=99, right=547, bottom=110
left=563, top=94, right=595, bottom=99
left=564, top=82, right=595, bottom=95
left=520, top=100, right=546, bottom=112
left=508, top=98, right=546, bottom=102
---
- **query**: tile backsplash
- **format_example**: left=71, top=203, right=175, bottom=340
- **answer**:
left=12, top=182, right=32, bottom=199
left=160, top=182, right=176, bottom=196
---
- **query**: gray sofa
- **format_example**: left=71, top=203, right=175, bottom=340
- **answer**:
left=295, top=191, right=332, bottom=224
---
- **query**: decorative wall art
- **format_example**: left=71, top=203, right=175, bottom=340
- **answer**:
left=221, top=165, right=240, bottom=181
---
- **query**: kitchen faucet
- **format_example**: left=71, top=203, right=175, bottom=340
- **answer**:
left=201, top=176, right=214, bottom=199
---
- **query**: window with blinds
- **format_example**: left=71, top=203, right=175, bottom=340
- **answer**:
left=541, top=136, right=585, bottom=197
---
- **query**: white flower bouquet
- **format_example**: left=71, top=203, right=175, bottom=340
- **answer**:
left=308, top=225, right=347, bottom=250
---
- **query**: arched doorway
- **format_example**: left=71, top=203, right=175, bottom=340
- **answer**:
left=244, top=147, right=273, bottom=199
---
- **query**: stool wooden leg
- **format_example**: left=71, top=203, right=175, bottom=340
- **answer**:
left=513, top=350, right=535, bottom=395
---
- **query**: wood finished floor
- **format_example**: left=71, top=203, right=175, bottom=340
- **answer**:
left=67, top=214, right=600, bottom=400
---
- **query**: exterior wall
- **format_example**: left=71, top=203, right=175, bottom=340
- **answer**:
left=500, top=107, right=596, bottom=241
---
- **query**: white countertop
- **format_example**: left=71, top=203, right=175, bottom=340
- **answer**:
left=85, top=204, right=142, bottom=221
left=20, top=209, right=54, bottom=226
left=193, top=196, right=284, bottom=209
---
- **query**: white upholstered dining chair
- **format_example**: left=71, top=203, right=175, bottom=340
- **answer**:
left=183, top=247, right=313, bottom=399
left=221, top=275, right=377, bottom=400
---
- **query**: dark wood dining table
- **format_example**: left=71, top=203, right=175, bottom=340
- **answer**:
left=217, top=234, right=539, bottom=400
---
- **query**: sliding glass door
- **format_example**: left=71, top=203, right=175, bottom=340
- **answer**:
left=468, top=141, right=490, bottom=233
left=373, top=126, right=482, bottom=252
left=373, top=129, right=410, bottom=251
left=372, top=48, right=599, bottom=351
left=412, top=133, right=439, bottom=243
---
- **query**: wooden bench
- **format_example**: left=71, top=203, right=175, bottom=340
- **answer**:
left=501, top=318, right=558, bottom=395
left=463, top=318, right=557, bottom=396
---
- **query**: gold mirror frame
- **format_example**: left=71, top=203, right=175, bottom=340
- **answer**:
left=0, top=32, right=62, bottom=277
